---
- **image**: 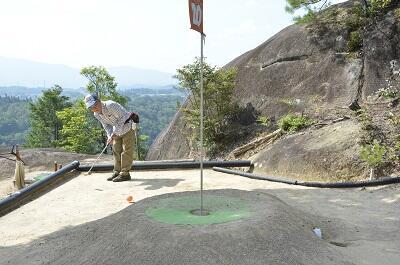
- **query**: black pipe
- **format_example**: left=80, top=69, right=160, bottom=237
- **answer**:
left=213, top=167, right=400, bottom=188
left=0, top=161, right=80, bottom=215
left=215, top=167, right=298, bottom=185
left=78, top=160, right=252, bottom=172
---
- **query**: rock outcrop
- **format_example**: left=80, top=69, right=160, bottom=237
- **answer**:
left=147, top=1, right=400, bottom=180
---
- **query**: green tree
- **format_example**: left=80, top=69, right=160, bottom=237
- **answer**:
left=285, top=0, right=328, bottom=23
left=136, top=133, right=150, bottom=160
left=80, top=66, right=127, bottom=105
left=285, top=0, right=394, bottom=23
left=175, top=58, right=237, bottom=153
left=57, top=100, right=103, bottom=153
left=26, top=85, right=71, bottom=148
left=124, top=93, right=185, bottom=144
left=73, top=66, right=129, bottom=153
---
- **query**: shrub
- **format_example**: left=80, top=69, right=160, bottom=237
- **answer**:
left=360, top=139, right=386, bottom=168
left=257, top=116, right=270, bottom=126
left=344, top=3, right=365, bottom=31
left=347, top=31, right=362, bottom=52
left=395, top=8, right=400, bottom=20
left=278, top=113, right=313, bottom=132
left=376, top=79, right=399, bottom=99
left=377, top=87, right=398, bottom=99
left=356, top=108, right=373, bottom=130
left=369, top=0, right=394, bottom=15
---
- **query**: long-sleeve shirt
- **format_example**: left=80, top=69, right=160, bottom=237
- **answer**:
left=94, top=100, right=134, bottom=137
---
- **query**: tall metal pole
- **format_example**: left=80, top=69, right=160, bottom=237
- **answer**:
left=200, top=33, right=204, bottom=214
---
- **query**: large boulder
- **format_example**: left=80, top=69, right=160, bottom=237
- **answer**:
left=147, top=1, right=400, bottom=179
left=251, top=119, right=364, bottom=180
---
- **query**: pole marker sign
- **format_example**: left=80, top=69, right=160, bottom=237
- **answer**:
left=189, top=0, right=203, bottom=34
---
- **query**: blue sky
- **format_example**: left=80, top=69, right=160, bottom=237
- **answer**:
left=0, top=0, right=346, bottom=73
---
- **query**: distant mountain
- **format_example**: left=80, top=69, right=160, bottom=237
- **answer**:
left=0, top=57, right=176, bottom=89
left=108, top=66, right=175, bottom=88
left=0, top=86, right=86, bottom=100
left=0, top=85, right=185, bottom=100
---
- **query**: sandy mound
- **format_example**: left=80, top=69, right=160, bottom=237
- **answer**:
left=0, top=189, right=353, bottom=265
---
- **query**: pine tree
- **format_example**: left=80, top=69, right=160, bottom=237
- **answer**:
left=285, top=0, right=395, bottom=23
left=26, top=85, right=71, bottom=148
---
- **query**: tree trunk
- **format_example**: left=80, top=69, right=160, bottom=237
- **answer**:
left=232, top=129, right=283, bottom=157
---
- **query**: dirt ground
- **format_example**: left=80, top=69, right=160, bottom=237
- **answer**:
left=0, top=148, right=113, bottom=198
left=0, top=167, right=399, bottom=265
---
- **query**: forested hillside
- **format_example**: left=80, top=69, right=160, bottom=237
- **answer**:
left=126, top=94, right=184, bottom=141
left=0, top=92, right=185, bottom=153
left=0, top=86, right=85, bottom=100
left=0, top=96, right=30, bottom=145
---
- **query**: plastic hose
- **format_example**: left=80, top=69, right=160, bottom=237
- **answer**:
left=213, top=167, right=400, bottom=188
left=0, top=161, right=80, bottom=216
left=78, top=160, right=252, bottom=172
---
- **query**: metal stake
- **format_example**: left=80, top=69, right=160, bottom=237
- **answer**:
left=200, top=33, right=205, bottom=215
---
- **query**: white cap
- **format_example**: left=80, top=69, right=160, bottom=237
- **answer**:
left=84, top=94, right=98, bottom=109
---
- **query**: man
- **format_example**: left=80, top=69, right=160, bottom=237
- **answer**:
left=84, top=94, right=136, bottom=182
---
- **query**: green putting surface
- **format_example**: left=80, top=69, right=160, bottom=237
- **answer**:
left=145, top=195, right=252, bottom=225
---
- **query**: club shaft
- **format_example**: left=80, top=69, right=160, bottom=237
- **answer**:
left=87, top=144, right=109, bottom=174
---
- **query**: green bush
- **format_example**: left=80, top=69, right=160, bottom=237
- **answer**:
left=344, top=3, right=365, bottom=31
left=278, top=113, right=313, bottom=132
left=257, top=116, right=270, bottom=126
left=347, top=31, right=362, bottom=52
left=395, top=8, right=400, bottom=20
left=370, top=0, right=393, bottom=15
left=360, top=140, right=386, bottom=168
left=356, top=108, right=373, bottom=131
left=376, top=79, right=399, bottom=99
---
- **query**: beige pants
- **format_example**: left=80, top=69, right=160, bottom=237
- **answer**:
left=112, top=129, right=135, bottom=176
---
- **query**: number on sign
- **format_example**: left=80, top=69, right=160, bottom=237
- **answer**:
left=191, top=3, right=202, bottom=27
